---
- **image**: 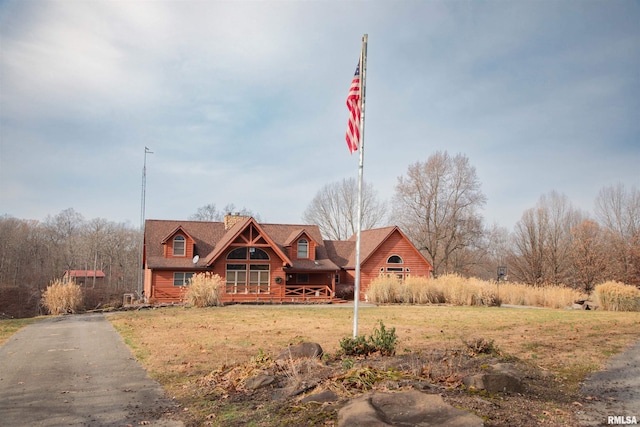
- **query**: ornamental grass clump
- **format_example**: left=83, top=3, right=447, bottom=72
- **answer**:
left=593, top=281, right=640, bottom=312
left=42, top=279, right=83, bottom=315
left=185, top=272, right=223, bottom=307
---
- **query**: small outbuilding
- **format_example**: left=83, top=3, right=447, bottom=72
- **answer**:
left=62, top=270, right=106, bottom=287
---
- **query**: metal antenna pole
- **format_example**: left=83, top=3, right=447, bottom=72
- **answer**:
left=138, top=147, right=153, bottom=296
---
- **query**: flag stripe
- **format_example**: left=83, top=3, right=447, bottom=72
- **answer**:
left=346, top=61, right=361, bottom=154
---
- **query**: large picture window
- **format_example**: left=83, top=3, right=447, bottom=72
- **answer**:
left=225, top=263, right=270, bottom=294
left=225, top=264, right=247, bottom=294
left=249, top=265, right=270, bottom=294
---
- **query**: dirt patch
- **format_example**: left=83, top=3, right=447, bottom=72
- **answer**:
left=175, top=346, right=585, bottom=426
left=107, top=306, right=640, bottom=426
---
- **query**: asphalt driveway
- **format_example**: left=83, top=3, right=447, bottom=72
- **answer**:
left=0, top=313, right=182, bottom=426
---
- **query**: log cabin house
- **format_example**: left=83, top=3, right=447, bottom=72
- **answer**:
left=143, top=214, right=433, bottom=304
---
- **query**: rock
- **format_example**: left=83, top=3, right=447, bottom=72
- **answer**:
left=244, top=373, right=275, bottom=390
left=276, top=342, right=323, bottom=361
left=490, top=363, right=522, bottom=379
left=338, top=390, right=484, bottom=427
left=463, top=373, right=523, bottom=393
left=300, top=390, right=339, bottom=404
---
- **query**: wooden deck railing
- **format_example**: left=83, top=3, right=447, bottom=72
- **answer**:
left=284, top=285, right=333, bottom=301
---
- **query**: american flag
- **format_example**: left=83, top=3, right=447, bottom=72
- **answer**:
left=345, top=61, right=361, bottom=154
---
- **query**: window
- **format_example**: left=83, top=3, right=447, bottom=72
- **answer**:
left=250, top=248, right=269, bottom=260
left=297, top=273, right=309, bottom=283
left=297, top=239, right=308, bottom=259
left=173, top=236, right=186, bottom=256
left=249, top=265, right=270, bottom=294
left=227, top=247, right=247, bottom=259
left=226, top=264, right=247, bottom=294
left=387, top=255, right=403, bottom=264
left=227, top=247, right=269, bottom=260
left=383, top=266, right=405, bottom=281
left=226, top=263, right=270, bottom=294
left=173, top=272, right=193, bottom=286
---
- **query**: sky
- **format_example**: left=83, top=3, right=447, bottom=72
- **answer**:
left=1, top=0, right=638, bottom=231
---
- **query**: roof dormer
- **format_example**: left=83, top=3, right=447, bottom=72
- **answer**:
left=286, top=230, right=317, bottom=260
left=161, top=226, right=195, bottom=258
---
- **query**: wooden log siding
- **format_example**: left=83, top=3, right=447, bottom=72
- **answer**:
left=212, top=246, right=288, bottom=303
left=163, top=233, right=194, bottom=259
left=358, top=230, right=432, bottom=298
left=150, top=270, right=190, bottom=301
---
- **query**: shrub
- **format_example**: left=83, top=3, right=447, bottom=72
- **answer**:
left=593, top=281, right=640, bottom=311
left=339, top=321, right=398, bottom=357
left=462, top=337, right=500, bottom=356
left=369, top=321, right=398, bottom=356
left=42, top=279, right=83, bottom=315
left=185, top=273, right=224, bottom=307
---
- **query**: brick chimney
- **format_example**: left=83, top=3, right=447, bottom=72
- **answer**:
left=224, top=212, right=249, bottom=230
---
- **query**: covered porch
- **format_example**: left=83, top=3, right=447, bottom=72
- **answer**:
left=284, top=269, right=337, bottom=302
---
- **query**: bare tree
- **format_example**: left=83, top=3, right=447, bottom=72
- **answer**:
left=392, top=151, right=486, bottom=276
left=465, top=223, right=511, bottom=281
left=302, top=177, right=388, bottom=240
left=189, top=204, right=223, bottom=221
left=542, top=191, right=583, bottom=285
left=595, top=184, right=640, bottom=285
left=508, top=207, right=547, bottom=285
left=509, top=192, right=582, bottom=286
left=189, top=203, right=260, bottom=222
left=569, top=219, right=607, bottom=292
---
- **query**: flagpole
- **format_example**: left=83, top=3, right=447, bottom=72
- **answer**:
left=353, top=34, right=368, bottom=338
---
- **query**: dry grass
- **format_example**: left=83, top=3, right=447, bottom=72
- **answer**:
left=593, top=281, right=640, bottom=311
left=367, top=274, right=587, bottom=309
left=41, top=279, right=83, bottom=315
left=185, top=273, right=224, bottom=308
left=0, top=317, right=41, bottom=345
left=108, top=305, right=640, bottom=404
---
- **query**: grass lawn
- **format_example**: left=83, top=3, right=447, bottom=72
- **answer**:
left=0, top=317, right=42, bottom=345
left=108, top=304, right=640, bottom=425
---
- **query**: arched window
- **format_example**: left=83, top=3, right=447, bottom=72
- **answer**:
left=249, top=248, right=269, bottom=260
left=387, top=255, right=403, bottom=264
left=226, top=247, right=270, bottom=260
left=227, top=247, right=247, bottom=259
left=297, top=238, right=308, bottom=259
left=173, top=235, right=185, bottom=256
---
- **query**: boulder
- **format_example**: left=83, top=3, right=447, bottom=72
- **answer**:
left=338, top=390, right=484, bottom=427
left=276, top=342, right=323, bottom=361
left=463, top=373, right=523, bottom=393
left=244, top=373, right=275, bottom=390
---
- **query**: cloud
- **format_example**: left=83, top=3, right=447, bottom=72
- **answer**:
left=1, top=0, right=638, bottom=231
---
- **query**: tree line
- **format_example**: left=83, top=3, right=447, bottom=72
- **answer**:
left=304, top=151, right=639, bottom=291
left=0, top=209, right=141, bottom=317
left=1, top=150, right=637, bottom=317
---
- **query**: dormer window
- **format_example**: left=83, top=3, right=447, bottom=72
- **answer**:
left=173, top=235, right=186, bottom=256
left=297, top=238, right=308, bottom=259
